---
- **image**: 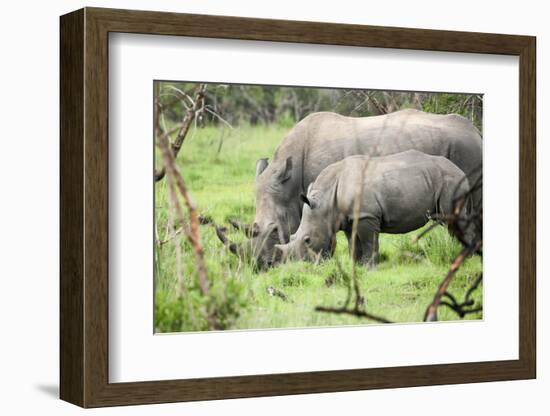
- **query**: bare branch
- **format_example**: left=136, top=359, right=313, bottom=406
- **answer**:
left=157, top=127, right=209, bottom=297
left=366, top=92, right=387, bottom=114
left=411, top=220, right=443, bottom=243
left=315, top=306, right=393, bottom=324
left=158, top=227, right=183, bottom=245
left=439, top=273, right=483, bottom=318
left=214, top=225, right=240, bottom=256
left=204, top=105, right=234, bottom=129
left=228, top=218, right=252, bottom=237
left=267, top=285, right=292, bottom=302
left=155, top=83, right=207, bottom=182
left=423, top=241, right=481, bottom=322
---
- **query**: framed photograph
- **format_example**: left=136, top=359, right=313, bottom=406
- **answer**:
left=60, top=7, right=536, bottom=408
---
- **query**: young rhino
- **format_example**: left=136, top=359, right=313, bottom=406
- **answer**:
left=275, top=150, right=470, bottom=265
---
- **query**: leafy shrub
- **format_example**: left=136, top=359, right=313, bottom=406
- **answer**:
left=418, top=226, right=463, bottom=266
left=155, top=261, right=249, bottom=333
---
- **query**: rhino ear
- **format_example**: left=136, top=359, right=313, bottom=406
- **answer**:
left=255, top=158, right=269, bottom=178
left=275, top=157, right=292, bottom=183
left=300, top=193, right=316, bottom=209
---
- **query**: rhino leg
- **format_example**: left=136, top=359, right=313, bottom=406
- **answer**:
left=346, top=217, right=380, bottom=265
left=357, top=217, right=380, bottom=265
left=345, top=229, right=364, bottom=262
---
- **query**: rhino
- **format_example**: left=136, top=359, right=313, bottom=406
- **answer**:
left=274, top=150, right=472, bottom=264
left=248, top=109, right=482, bottom=269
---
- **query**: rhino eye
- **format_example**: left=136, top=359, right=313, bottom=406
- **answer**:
left=303, top=235, right=311, bottom=245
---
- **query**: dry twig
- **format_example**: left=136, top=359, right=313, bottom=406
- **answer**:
left=155, top=83, right=207, bottom=181
left=315, top=306, right=392, bottom=324
left=158, top=227, right=183, bottom=246
left=439, top=272, right=483, bottom=318
left=424, top=241, right=482, bottom=322
left=267, top=285, right=291, bottom=302
left=228, top=218, right=253, bottom=237
left=157, top=128, right=210, bottom=297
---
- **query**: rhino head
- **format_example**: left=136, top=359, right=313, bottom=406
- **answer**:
left=274, top=187, right=338, bottom=263
left=251, top=156, right=303, bottom=270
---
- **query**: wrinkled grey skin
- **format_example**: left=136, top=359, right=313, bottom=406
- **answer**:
left=252, top=109, right=481, bottom=269
left=275, top=150, right=471, bottom=265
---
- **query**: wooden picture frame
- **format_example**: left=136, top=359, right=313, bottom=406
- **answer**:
left=60, top=7, right=536, bottom=408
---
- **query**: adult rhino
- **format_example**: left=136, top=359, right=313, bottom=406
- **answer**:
left=249, top=109, right=482, bottom=269
left=274, top=150, right=472, bottom=264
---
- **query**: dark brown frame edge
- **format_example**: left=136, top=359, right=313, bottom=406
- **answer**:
left=60, top=7, right=536, bottom=408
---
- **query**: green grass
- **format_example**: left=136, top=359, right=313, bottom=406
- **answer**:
left=154, top=124, right=482, bottom=332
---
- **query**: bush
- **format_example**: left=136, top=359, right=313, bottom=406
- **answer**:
left=155, top=274, right=248, bottom=332
left=418, top=226, right=463, bottom=266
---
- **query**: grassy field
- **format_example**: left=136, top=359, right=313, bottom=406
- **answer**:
left=154, top=124, right=483, bottom=332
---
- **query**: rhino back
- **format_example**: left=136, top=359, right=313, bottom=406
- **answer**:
left=271, top=109, right=481, bottom=189
left=334, top=151, right=459, bottom=233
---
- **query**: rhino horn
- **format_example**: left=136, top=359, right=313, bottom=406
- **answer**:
left=274, top=243, right=289, bottom=261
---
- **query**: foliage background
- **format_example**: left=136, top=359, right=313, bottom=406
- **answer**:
left=159, top=82, right=483, bottom=131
